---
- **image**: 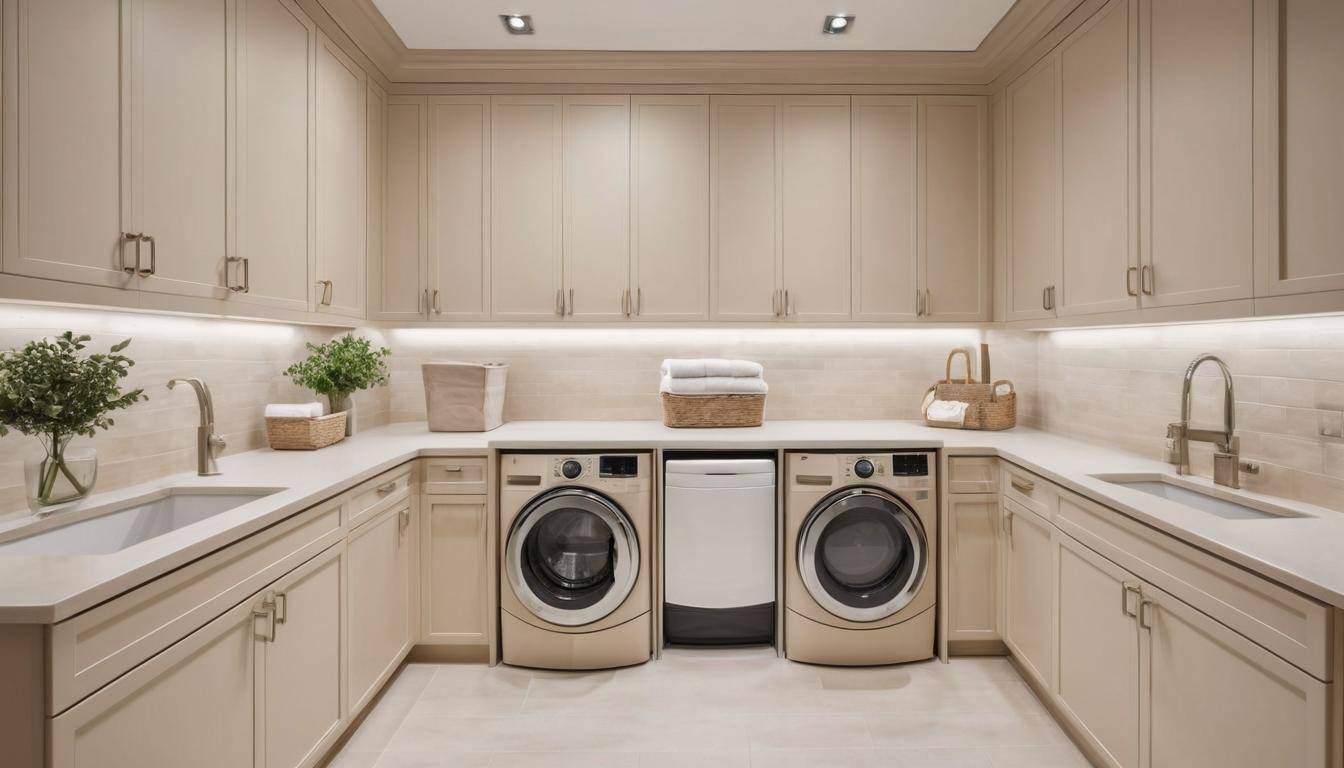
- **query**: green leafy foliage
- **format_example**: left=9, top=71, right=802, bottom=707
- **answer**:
left=282, top=334, right=390, bottom=404
left=0, top=332, right=147, bottom=440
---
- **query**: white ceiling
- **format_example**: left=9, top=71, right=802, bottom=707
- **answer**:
left=371, top=0, right=1018, bottom=52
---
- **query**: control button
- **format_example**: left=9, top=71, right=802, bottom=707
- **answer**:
left=561, top=460, right=583, bottom=479
left=854, top=459, right=875, bottom=479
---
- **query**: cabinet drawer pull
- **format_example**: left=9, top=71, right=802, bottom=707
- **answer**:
left=137, top=234, right=157, bottom=277
left=376, top=481, right=398, bottom=494
left=121, top=232, right=144, bottom=275
left=1002, top=509, right=1014, bottom=538
left=1122, top=583, right=1141, bottom=618
left=1138, top=599, right=1155, bottom=630
left=421, top=288, right=429, bottom=314
left=432, top=289, right=441, bottom=315
left=253, top=600, right=276, bottom=643
left=915, top=289, right=924, bottom=317
left=400, top=507, right=411, bottom=530
left=316, top=280, right=333, bottom=306
left=556, top=289, right=564, bottom=316
left=567, top=288, right=575, bottom=316
left=273, top=592, right=287, bottom=624
left=1009, top=477, right=1035, bottom=494
left=636, top=287, right=642, bottom=316
left=1125, top=266, right=1139, bottom=297
left=1141, top=264, right=1154, bottom=295
left=438, top=465, right=464, bottom=473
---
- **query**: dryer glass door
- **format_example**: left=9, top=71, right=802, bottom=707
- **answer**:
left=798, top=488, right=927, bottom=623
left=507, top=488, right=640, bottom=627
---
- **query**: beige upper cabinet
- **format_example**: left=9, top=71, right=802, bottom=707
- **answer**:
left=364, top=81, right=390, bottom=313
left=1265, top=0, right=1344, bottom=298
left=314, top=35, right=366, bottom=318
left=1139, top=0, right=1255, bottom=307
left=429, top=96, right=492, bottom=319
left=234, top=0, right=314, bottom=312
left=375, top=96, right=429, bottom=321
left=711, top=96, right=782, bottom=321
left=563, top=96, right=631, bottom=320
left=851, top=96, right=918, bottom=321
left=630, top=96, right=710, bottom=321
left=491, top=96, right=564, bottom=320
left=1005, top=54, right=1062, bottom=322
left=781, top=96, right=851, bottom=320
left=1058, top=0, right=1139, bottom=317
left=920, top=96, right=991, bottom=322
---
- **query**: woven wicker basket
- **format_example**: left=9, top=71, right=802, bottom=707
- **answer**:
left=661, top=392, right=765, bottom=428
left=924, top=349, right=1017, bottom=431
left=266, top=412, right=348, bottom=450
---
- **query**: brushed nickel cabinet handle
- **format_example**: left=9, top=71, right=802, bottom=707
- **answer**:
left=1122, top=583, right=1141, bottom=618
left=772, top=289, right=780, bottom=317
left=400, top=507, right=411, bottom=530
left=1042, top=286, right=1050, bottom=311
left=421, top=288, right=429, bottom=314
left=226, top=257, right=250, bottom=293
left=924, top=289, right=931, bottom=316
left=439, top=465, right=464, bottom=473
left=121, top=232, right=143, bottom=274
left=137, top=234, right=156, bottom=277
left=1003, top=509, right=1014, bottom=538
left=915, top=289, right=923, bottom=317
left=555, top=289, right=564, bottom=316
left=1139, top=599, right=1155, bottom=630
left=253, top=598, right=276, bottom=642
left=567, top=288, right=574, bottom=316
left=1141, top=264, right=1154, bottom=295
left=316, top=280, right=333, bottom=306
left=785, top=289, right=793, bottom=316
left=273, top=592, right=287, bottom=624
left=1126, top=266, right=1139, bottom=297
left=636, top=287, right=642, bottom=316
left=432, top=289, right=441, bottom=315
left=376, top=481, right=398, bottom=494
left=1010, top=476, right=1035, bottom=494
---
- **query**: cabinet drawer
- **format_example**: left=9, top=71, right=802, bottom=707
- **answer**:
left=48, top=498, right=344, bottom=715
left=1056, top=489, right=1332, bottom=680
left=948, top=456, right=998, bottom=494
left=347, top=464, right=412, bottom=530
left=1002, top=464, right=1057, bottom=521
left=422, top=457, right=488, bottom=495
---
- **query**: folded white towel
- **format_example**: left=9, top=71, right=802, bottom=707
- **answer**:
left=926, top=400, right=970, bottom=426
left=265, top=402, right=325, bottom=418
left=660, top=376, right=768, bottom=395
left=660, top=358, right=764, bottom=379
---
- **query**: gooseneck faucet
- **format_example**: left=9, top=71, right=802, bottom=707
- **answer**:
left=1165, top=354, right=1258, bottom=489
left=168, top=378, right=225, bottom=476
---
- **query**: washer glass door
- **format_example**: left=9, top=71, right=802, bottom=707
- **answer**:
left=798, top=488, right=926, bottom=623
left=508, top=488, right=639, bottom=627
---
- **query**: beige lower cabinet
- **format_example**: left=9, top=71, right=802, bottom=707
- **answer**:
left=1001, top=499, right=1054, bottom=688
left=346, top=500, right=416, bottom=714
left=946, top=493, right=1000, bottom=646
left=422, top=494, right=490, bottom=645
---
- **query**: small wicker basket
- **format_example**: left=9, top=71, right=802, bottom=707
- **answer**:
left=923, top=349, right=1017, bottom=431
left=661, top=392, right=765, bottom=428
left=266, top=412, right=348, bottom=450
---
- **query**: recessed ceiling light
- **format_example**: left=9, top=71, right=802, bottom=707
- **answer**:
left=500, top=13, right=533, bottom=34
left=822, top=14, right=854, bottom=34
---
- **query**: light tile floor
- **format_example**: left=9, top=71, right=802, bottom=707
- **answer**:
left=326, top=647, right=1090, bottom=768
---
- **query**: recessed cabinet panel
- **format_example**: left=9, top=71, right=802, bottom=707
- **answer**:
left=1002, top=501, right=1054, bottom=689
left=422, top=497, right=489, bottom=645
left=921, top=96, right=990, bottom=321
left=781, top=96, right=851, bottom=320
left=491, top=96, right=563, bottom=320
left=315, top=36, right=366, bottom=318
left=711, top=96, right=781, bottom=321
left=430, top=96, right=491, bottom=319
left=378, top=96, right=428, bottom=320
left=366, top=82, right=388, bottom=315
left=1006, top=55, right=1061, bottom=322
left=563, top=96, right=631, bottom=320
left=851, top=97, right=917, bottom=321
left=947, top=494, right=999, bottom=643
left=347, top=504, right=413, bottom=717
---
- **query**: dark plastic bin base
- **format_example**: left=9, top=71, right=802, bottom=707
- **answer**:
left=664, top=602, right=776, bottom=646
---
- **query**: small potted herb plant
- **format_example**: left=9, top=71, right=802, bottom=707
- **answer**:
left=0, top=332, right=147, bottom=510
left=283, top=334, right=390, bottom=436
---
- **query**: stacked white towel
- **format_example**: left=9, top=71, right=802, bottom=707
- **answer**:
left=659, top=359, right=767, bottom=395
left=265, top=402, right=325, bottom=418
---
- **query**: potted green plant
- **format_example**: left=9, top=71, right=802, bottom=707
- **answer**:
left=0, top=332, right=147, bottom=510
left=283, top=334, right=390, bottom=436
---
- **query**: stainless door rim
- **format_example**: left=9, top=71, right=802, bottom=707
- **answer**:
left=798, top=487, right=927, bottom=623
left=507, top=487, right=640, bottom=627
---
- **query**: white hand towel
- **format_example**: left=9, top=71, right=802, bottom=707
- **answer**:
left=660, top=358, right=765, bottom=379
left=265, top=402, right=325, bottom=418
left=925, top=400, right=969, bottom=426
left=660, top=376, right=768, bottom=395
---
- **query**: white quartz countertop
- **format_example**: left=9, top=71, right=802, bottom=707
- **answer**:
left=1, top=419, right=1341, bottom=623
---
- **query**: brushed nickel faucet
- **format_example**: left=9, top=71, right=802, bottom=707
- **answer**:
left=168, top=378, right=225, bottom=476
left=1165, top=354, right=1259, bottom=489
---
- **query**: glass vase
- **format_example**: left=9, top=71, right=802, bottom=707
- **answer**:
left=24, top=434, right=98, bottom=512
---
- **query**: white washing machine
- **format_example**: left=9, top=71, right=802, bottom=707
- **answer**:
left=499, top=452, right=652, bottom=670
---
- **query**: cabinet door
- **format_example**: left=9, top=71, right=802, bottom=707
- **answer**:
left=921, top=96, right=990, bottom=321
left=563, top=95, right=631, bottom=320
left=49, top=594, right=257, bottom=768
left=631, top=96, right=710, bottom=321
left=711, top=96, right=781, bottom=321
left=365, top=80, right=388, bottom=314
left=376, top=96, right=428, bottom=320
left=947, top=494, right=999, bottom=643
left=781, top=96, right=851, bottom=320
left=1006, top=54, right=1061, bottom=321
left=1059, top=0, right=1139, bottom=317
left=1056, top=534, right=1140, bottom=768
left=2, top=0, right=132, bottom=289
left=422, top=496, right=488, bottom=645
left=1143, top=582, right=1329, bottom=768
left=314, top=35, right=366, bottom=318
left=135, top=0, right=230, bottom=299
left=1002, top=501, right=1054, bottom=689
left=234, top=0, right=313, bottom=311
left=851, top=96, right=918, bottom=321
left=1267, top=0, right=1344, bottom=297
left=256, top=544, right=344, bottom=768
left=1139, top=0, right=1254, bottom=307
left=346, top=502, right=413, bottom=716
left=491, top=96, right=563, bottom=320
left=429, top=96, right=491, bottom=319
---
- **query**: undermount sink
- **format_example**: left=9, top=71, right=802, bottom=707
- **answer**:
left=1091, top=474, right=1306, bottom=521
left=0, top=487, right=282, bottom=556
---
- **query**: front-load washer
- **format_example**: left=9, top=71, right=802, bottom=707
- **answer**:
left=499, top=452, right=652, bottom=670
left=784, top=451, right=936, bottom=666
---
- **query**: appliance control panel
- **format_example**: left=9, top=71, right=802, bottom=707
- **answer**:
left=552, top=455, right=643, bottom=481
left=839, top=452, right=932, bottom=490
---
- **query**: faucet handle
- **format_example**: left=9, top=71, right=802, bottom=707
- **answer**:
left=1163, top=423, right=1185, bottom=465
left=209, top=434, right=226, bottom=458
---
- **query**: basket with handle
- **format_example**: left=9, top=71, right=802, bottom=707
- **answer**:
left=923, top=348, right=1017, bottom=430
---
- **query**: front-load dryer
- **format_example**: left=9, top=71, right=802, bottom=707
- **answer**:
left=784, top=451, right=936, bottom=666
left=499, top=452, right=652, bottom=670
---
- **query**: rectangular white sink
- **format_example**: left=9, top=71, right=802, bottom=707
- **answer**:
left=0, top=487, right=282, bottom=556
left=1091, top=474, right=1306, bottom=520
